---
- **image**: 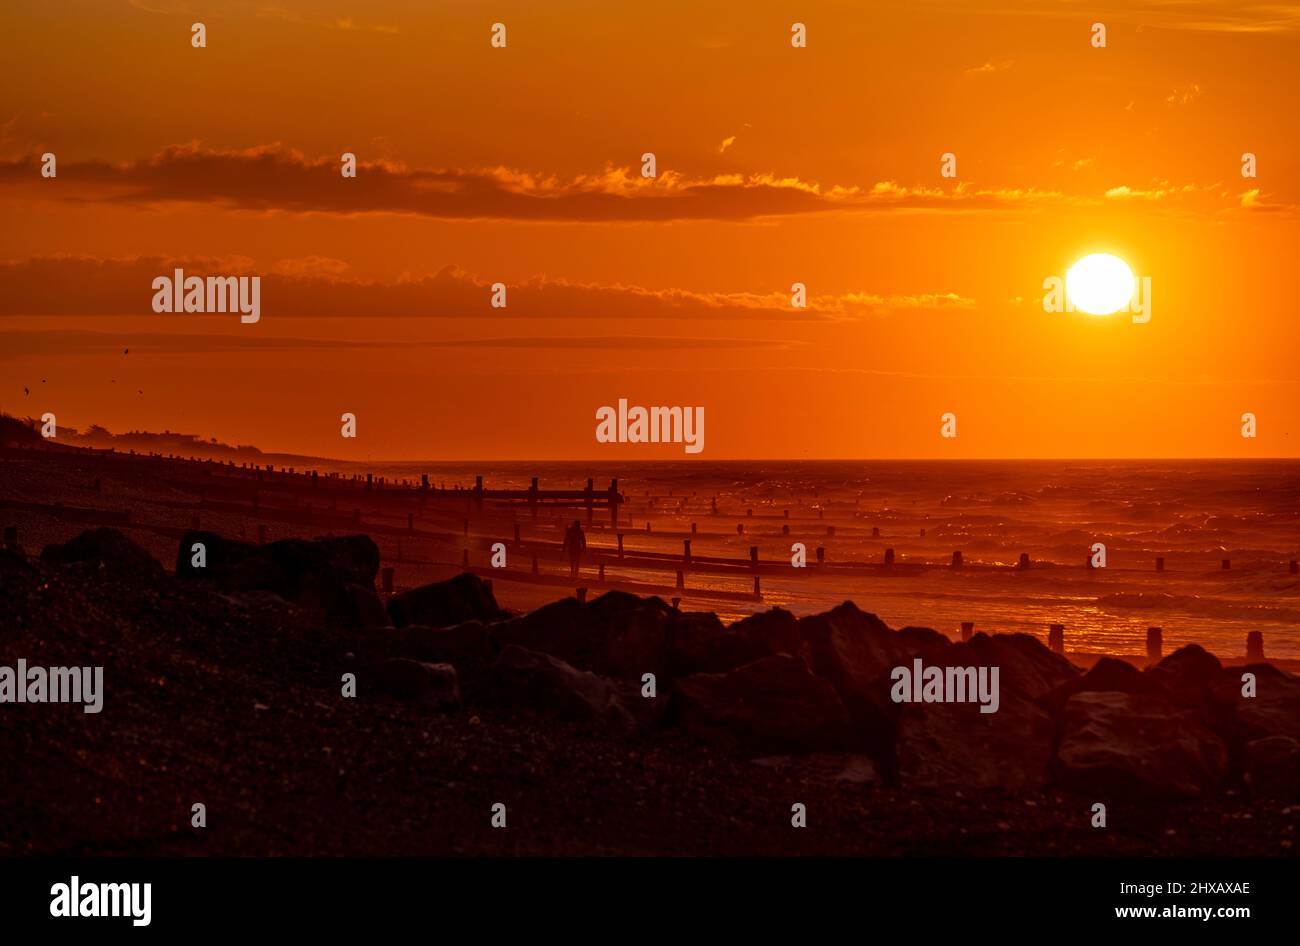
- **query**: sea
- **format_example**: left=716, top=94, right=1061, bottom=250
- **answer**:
left=362, top=459, right=1300, bottom=661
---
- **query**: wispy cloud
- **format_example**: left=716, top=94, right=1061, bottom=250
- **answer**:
left=0, top=255, right=974, bottom=321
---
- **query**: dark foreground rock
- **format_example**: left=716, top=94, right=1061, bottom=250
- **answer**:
left=42, top=528, right=164, bottom=580
left=675, top=655, right=852, bottom=750
left=491, top=644, right=636, bottom=735
left=1056, top=691, right=1229, bottom=798
left=388, top=572, right=506, bottom=629
left=370, top=658, right=461, bottom=709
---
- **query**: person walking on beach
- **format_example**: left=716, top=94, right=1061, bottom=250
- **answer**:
left=562, top=519, right=586, bottom=578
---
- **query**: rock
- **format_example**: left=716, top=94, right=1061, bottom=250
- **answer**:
left=41, top=528, right=164, bottom=580
left=583, top=592, right=673, bottom=677
left=218, top=535, right=381, bottom=627
left=732, top=608, right=809, bottom=664
left=345, top=583, right=392, bottom=629
left=664, top=610, right=733, bottom=674
left=897, top=626, right=950, bottom=654
left=934, top=632, right=1077, bottom=701
left=895, top=689, right=1055, bottom=791
left=174, top=529, right=256, bottom=579
left=675, top=655, right=852, bottom=750
left=386, top=621, right=496, bottom=664
left=1056, top=690, right=1228, bottom=798
left=491, top=597, right=588, bottom=663
left=799, top=602, right=908, bottom=730
left=1209, top=664, right=1300, bottom=743
left=1042, top=656, right=1161, bottom=715
left=370, top=658, right=461, bottom=709
left=388, top=572, right=505, bottom=629
left=492, top=592, right=675, bottom=681
left=1242, top=736, right=1300, bottom=798
left=491, top=644, right=636, bottom=735
left=1147, top=644, right=1223, bottom=709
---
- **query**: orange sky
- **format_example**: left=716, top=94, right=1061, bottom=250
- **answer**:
left=2, top=0, right=1297, bottom=459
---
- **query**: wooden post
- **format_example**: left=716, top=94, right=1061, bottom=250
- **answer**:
left=1049, top=623, right=1065, bottom=655
left=961, top=621, right=974, bottom=642
left=872, top=526, right=880, bottom=538
left=736, top=523, right=744, bottom=534
left=1291, top=559, right=1298, bottom=574
left=816, top=546, right=825, bottom=565
left=884, top=548, right=895, bottom=566
left=1156, top=556, right=1165, bottom=572
left=951, top=550, right=963, bottom=568
left=691, top=522, right=697, bottom=535
left=1221, top=559, right=1231, bottom=570
left=609, top=479, right=619, bottom=529
left=474, top=475, right=484, bottom=512
left=671, top=596, right=681, bottom=609
left=585, top=478, right=594, bottom=524
left=750, top=546, right=759, bottom=569
left=753, top=576, right=761, bottom=599
left=683, top=539, right=692, bottom=563
left=1017, top=552, right=1030, bottom=570
left=1147, top=627, right=1163, bottom=663
left=1246, top=631, right=1265, bottom=661
left=381, top=567, right=394, bottom=594
left=784, top=509, right=790, bottom=519
left=576, top=587, right=588, bottom=604
left=616, top=533, right=625, bottom=558
left=598, top=562, right=605, bottom=582
left=529, top=476, right=539, bottom=519
left=827, top=525, right=836, bottom=537
left=513, top=523, right=522, bottom=546
left=463, top=518, right=470, bottom=537
left=676, top=569, right=685, bottom=590
left=782, top=524, right=790, bottom=536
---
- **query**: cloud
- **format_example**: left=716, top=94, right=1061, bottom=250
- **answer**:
left=0, top=255, right=975, bottom=321
left=0, top=143, right=1074, bottom=222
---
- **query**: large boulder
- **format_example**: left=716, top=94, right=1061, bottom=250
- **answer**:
left=1242, top=736, right=1300, bottom=798
left=1055, top=690, right=1228, bottom=798
left=345, top=583, right=392, bottom=629
left=492, top=592, right=676, bottom=681
left=174, top=529, right=256, bottom=578
left=370, top=658, right=461, bottom=709
left=490, top=644, right=636, bottom=735
left=41, top=528, right=164, bottom=580
left=385, top=621, right=496, bottom=665
left=176, top=532, right=381, bottom=628
left=1042, top=656, right=1161, bottom=714
left=667, top=607, right=802, bottom=676
left=388, top=572, right=505, bottom=629
left=1209, top=663, right=1300, bottom=797
left=798, top=602, right=909, bottom=731
left=1146, top=644, right=1223, bottom=709
left=895, top=689, right=1055, bottom=791
left=674, top=655, right=852, bottom=750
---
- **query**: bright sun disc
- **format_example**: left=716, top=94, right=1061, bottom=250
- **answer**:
left=1066, top=253, right=1135, bottom=315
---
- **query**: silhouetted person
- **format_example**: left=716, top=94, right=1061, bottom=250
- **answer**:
left=562, top=519, right=586, bottom=578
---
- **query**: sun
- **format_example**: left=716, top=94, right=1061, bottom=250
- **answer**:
left=1066, top=253, right=1135, bottom=316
